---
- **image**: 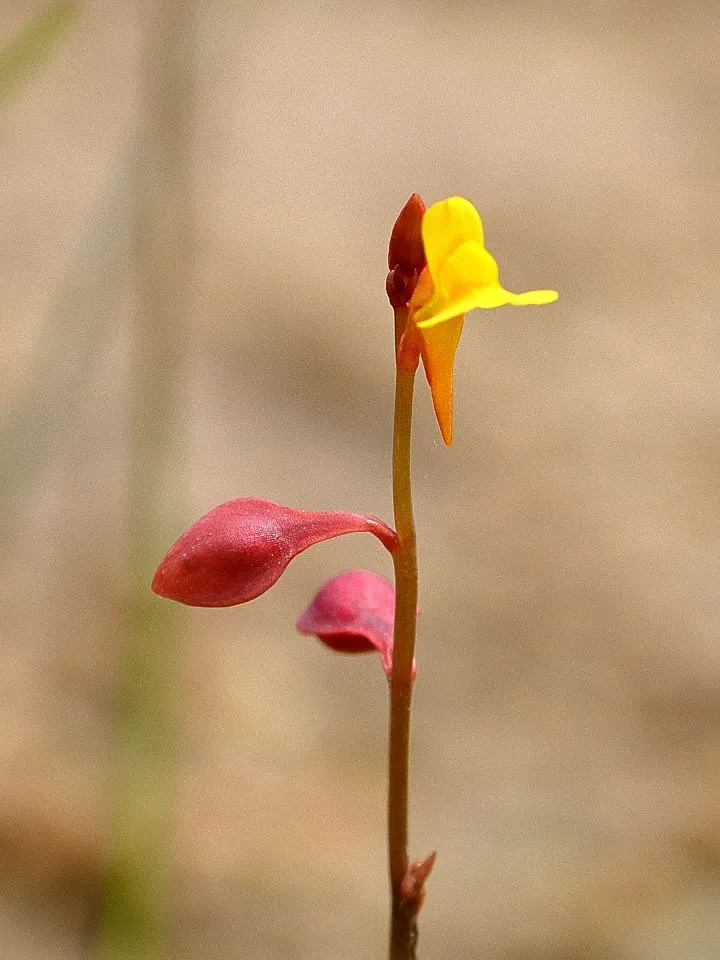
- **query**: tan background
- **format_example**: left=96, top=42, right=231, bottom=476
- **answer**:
left=2, top=1, right=720, bottom=957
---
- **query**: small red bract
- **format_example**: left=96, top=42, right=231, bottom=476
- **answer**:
left=296, top=569, right=416, bottom=679
left=152, top=499, right=397, bottom=607
left=400, top=850, right=437, bottom=916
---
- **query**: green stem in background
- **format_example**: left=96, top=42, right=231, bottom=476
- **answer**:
left=0, top=1, right=77, bottom=104
left=96, top=2, right=194, bottom=957
left=388, top=305, right=420, bottom=960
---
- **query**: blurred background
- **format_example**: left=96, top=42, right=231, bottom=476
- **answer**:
left=2, top=1, right=720, bottom=958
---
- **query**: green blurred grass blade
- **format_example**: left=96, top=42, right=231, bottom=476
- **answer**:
left=0, top=1, right=77, bottom=103
left=0, top=153, right=133, bottom=547
left=96, top=1, right=194, bottom=956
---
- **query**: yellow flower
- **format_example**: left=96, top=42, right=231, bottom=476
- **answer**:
left=408, top=196, right=558, bottom=445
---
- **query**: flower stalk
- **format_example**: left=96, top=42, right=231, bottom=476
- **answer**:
left=388, top=307, right=420, bottom=959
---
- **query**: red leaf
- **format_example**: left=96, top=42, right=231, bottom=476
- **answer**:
left=152, top=500, right=397, bottom=607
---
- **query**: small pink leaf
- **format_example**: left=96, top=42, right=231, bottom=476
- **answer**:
left=152, top=499, right=397, bottom=607
left=400, top=851, right=437, bottom=916
left=296, top=569, right=416, bottom=679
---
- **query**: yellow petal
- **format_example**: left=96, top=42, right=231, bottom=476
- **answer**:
left=416, top=285, right=558, bottom=328
left=439, top=240, right=500, bottom=298
left=418, top=314, right=465, bottom=446
left=422, top=197, right=485, bottom=288
left=415, top=290, right=501, bottom=328
left=415, top=240, right=558, bottom=328
left=407, top=264, right=435, bottom=313
left=504, top=288, right=559, bottom=306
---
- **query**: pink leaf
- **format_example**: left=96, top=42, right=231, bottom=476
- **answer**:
left=296, top=569, right=416, bottom=679
left=401, top=851, right=437, bottom=916
left=152, top=499, right=397, bottom=607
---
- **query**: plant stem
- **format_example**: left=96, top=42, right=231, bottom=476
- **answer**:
left=388, top=325, right=419, bottom=959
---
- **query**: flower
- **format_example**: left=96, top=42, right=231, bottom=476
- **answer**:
left=402, top=196, right=558, bottom=445
left=152, top=498, right=397, bottom=607
left=412, top=197, right=558, bottom=327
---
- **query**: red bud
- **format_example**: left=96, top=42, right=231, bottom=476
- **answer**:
left=152, top=499, right=397, bottom=607
left=296, top=569, right=416, bottom=679
left=388, top=193, right=426, bottom=273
